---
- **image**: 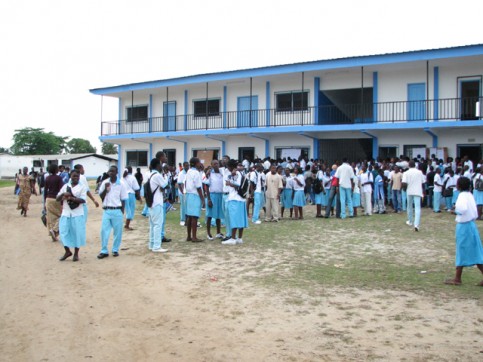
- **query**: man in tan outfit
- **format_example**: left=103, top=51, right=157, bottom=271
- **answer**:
left=265, top=165, right=283, bottom=222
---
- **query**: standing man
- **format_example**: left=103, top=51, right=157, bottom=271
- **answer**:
left=264, top=164, right=283, bottom=222
left=74, top=164, right=100, bottom=223
left=402, top=161, right=425, bottom=232
left=98, top=165, right=128, bottom=259
left=185, top=157, right=205, bottom=242
left=360, top=164, right=373, bottom=216
left=250, top=163, right=266, bottom=224
left=147, top=158, right=169, bottom=253
left=335, top=158, right=355, bottom=219
left=177, top=162, right=189, bottom=226
left=156, top=151, right=171, bottom=243
left=390, top=166, right=402, bottom=213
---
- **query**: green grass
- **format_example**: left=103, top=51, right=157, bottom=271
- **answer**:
left=0, top=180, right=15, bottom=188
left=139, top=203, right=483, bottom=301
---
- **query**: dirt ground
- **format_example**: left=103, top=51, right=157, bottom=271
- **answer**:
left=1, top=187, right=482, bottom=362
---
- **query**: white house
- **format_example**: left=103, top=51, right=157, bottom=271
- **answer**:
left=90, top=44, right=483, bottom=169
left=0, top=153, right=117, bottom=179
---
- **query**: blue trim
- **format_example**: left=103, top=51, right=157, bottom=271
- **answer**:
left=433, top=67, right=439, bottom=120
left=99, top=119, right=483, bottom=142
left=314, top=77, right=320, bottom=125
left=360, top=130, right=378, bottom=159
left=118, top=98, right=122, bottom=132
left=313, top=138, right=319, bottom=160
left=223, top=86, right=227, bottom=128
left=166, top=136, right=188, bottom=162
left=149, top=143, right=153, bottom=160
left=184, top=142, right=187, bottom=162
left=248, top=134, right=270, bottom=158
left=184, top=90, right=188, bottom=131
left=90, top=44, right=483, bottom=95
left=373, top=72, right=378, bottom=122
left=205, top=135, right=225, bottom=156
left=118, top=144, right=122, bottom=175
left=265, top=81, right=270, bottom=127
left=424, top=128, right=438, bottom=147
left=149, top=94, right=153, bottom=132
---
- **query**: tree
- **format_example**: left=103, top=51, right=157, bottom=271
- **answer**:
left=11, top=127, right=67, bottom=155
left=0, top=147, right=10, bottom=154
left=102, top=142, right=118, bottom=155
left=66, top=138, right=96, bottom=154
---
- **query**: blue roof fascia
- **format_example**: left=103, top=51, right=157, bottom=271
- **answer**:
left=90, top=44, right=483, bottom=96
left=98, top=120, right=483, bottom=142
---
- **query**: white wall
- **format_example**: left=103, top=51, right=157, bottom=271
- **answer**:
left=72, top=156, right=116, bottom=179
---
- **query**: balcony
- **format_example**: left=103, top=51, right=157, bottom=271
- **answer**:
left=101, top=97, right=482, bottom=136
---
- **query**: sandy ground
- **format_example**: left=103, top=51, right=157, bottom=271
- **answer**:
left=1, top=187, right=482, bottom=362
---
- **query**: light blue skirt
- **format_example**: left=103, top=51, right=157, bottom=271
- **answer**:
left=282, top=188, right=293, bottom=209
left=473, top=190, right=483, bottom=205
left=228, top=200, right=248, bottom=229
left=314, top=192, right=325, bottom=205
left=206, top=192, right=224, bottom=219
left=455, top=221, right=483, bottom=267
left=125, top=193, right=136, bottom=220
left=186, top=193, right=202, bottom=218
left=352, top=193, right=361, bottom=207
left=293, top=190, right=306, bottom=207
left=59, top=215, right=86, bottom=248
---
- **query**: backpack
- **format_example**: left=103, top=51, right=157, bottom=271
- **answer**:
left=237, top=174, right=250, bottom=199
left=475, top=176, right=483, bottom=191
left=144, top=174, right=159, bottom=208
left=313, top=177, right=323, bottom=194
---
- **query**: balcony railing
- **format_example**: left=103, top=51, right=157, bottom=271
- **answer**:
left=101, top=97, right=482, bottom=136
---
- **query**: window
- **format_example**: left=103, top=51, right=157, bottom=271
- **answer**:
left=127, top=105, right=148, bottom=122
left=194, top=99, right=220, bottom=118
left=276, top=91, right=308, bottom=112
left=126, top=151, right=148, bottom=167
left=33, top=160, right=43, bottom=167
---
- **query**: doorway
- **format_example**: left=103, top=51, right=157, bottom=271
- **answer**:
left=457, top=144, right=482, bottom=166
left=238, top=147, right=255, bottom=163
left=162, top=149, right=176, bottom=167
left=407, top=83, right=426, bottom=121
left=459, top=79, right=481, bottom=120
left=237, top=96, right=258, bottom=128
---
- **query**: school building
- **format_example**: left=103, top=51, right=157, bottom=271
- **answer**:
left=91, top=44, right=483, bottom=169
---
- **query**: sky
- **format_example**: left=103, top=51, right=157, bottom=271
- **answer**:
left=1, top=0, right=482, bottom=153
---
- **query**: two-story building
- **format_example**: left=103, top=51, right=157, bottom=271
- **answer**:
left=91, top=44, right=483, bottom=170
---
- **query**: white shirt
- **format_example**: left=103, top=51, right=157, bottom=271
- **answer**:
left=250, top=170, right=265, bottom=193
left=283, top=175, right=293, bottom=190
left=227, top=171, right=245, bottom=202
left=353, top=175, right=360, bottom=194
left=80, top=174, right=89, bottom=190
left=123, top=174, right=140, bottom=194
left=464, top=160, right=474, bottom=172
left=99, top=178, right=129, bottom=207
left=58, top=183, right=87, bottom=217
left=149, top=171, right=168, bottom=208
left=434, top=173, right=443, bottom=192
left=222, top=167, right=232, bottom=193
left=263, top=160, right=271, bottom=171
left=455, top=191, right=478, bottom=223
left=206, top=171, right=224, bottom=193
left=402, top=168, right=424, bottom=197
left=185, top=168, right=202, bottom=194
left=335, top=163, right=355, bottom=188
left=293, top=174, right=305, bottom=191
left=177, top=169, right=187, bottom=194
left=360, top=172, right=373, bottom=193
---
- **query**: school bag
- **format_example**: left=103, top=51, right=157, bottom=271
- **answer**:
left=475, top=175, right=483, bottom=191
left=144, top=174, right=159, bottom=208
left=237, top=174, right=250, bottom=199
left=313, top=177, right=324, bottom=194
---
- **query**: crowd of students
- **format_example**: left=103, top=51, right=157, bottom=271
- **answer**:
left=15, top=151, right=483, bottom=286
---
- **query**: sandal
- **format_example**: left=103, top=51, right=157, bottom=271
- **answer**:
left=444, top=279, right=462, bottom=286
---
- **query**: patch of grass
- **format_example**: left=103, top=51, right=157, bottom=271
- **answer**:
left=0, top=180, right=15, bottom=188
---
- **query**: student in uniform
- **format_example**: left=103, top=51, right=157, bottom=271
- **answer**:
left=281, top=167, right=294, bottom=219
left=123, top=166, right=140, bottom=230
left=292, top=166, right=306, bottom=219
left=264, top=164, right=283, bottom=222
left=222, top=159, right=248, bottom=245
left=433, top=167, right=444, bottom=213
left=352, top=173, right=361, bottom=216
left=74, top=164, right=100, bottom=224
left=445, top=176, right=483, bottom=286
left=314, top=166, right=325, bottom=218
left=360, top=164, right=373, bottom=216
left=185, top=157, right=205, bottom=242
left=57, top=170, right=87, bottom=262
left=220, top=156, right=233, bottom=241
left=204, top=159, right=225, bottom=240
left=147, top=158, right=169, bottom=253
left=98, top=165, right=128, bottom=259
left=374, top=169, right=386, bottom=214
left=250, top=163, right=265, bottom=225
left=177, top=162, right=189, bottom=226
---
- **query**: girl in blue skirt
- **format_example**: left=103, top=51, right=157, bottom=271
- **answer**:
left=445, top=176, right=483, bottom=286
left=281, top=168, right=293, bottom=218
left=292, top=167, right=306, bottom=219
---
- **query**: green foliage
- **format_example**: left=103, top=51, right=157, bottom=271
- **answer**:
left=11, top=127, right=67, bottom=155
left=0, top=147, right=10, bottom=154
left=101, top=142, right=118, bottom=155
left=66, top=138, right=96, bottom=154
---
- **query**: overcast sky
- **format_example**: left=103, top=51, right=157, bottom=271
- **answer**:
left=1, top=0, right=482, bottom=152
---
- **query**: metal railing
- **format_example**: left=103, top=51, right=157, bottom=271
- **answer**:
left=101, top=97, right=482, bottom=136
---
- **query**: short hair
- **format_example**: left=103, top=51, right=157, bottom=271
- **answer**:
left=155, top=151, right=166, bottom=159
left=457, top=176, right=471, bottom=192
left=150, top=158, right=161, bottom=170
left=74, top=164, right=83, bottom=171
left=70, top=169, right=80, bottom=176
left=189, top=157, right=200, bottom=168
left=408, top=160, right=416, bottom=168
left=48, top=164, right=58, bottom=174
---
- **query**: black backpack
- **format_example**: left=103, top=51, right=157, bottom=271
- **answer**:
left=313, top=177, right=324, bottom=194
left=237, top=174, right=250, bottom=199
left=144, top=174, right=159, bottom=208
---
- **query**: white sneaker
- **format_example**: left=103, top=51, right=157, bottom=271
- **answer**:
left=236, top=238, right=243, bottom=244
left=406, top=221, right=413, bottom=226
left=221, top=238, right=237, bottom=245
left=253, top=220, right=262, bottom=225
left=215, top=233, right=224, bottom=239
left=207, top=234, right=214, bottom=240
left=152, top=248, right=168, bottom=253
left=180, top=221, right=185, bottom=226
left=197, top=222, right=202, bottom=228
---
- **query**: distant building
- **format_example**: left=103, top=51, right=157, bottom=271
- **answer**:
left=0, top=153, right=117, bottom=179
left=91, top=44, right=483, bottom=167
